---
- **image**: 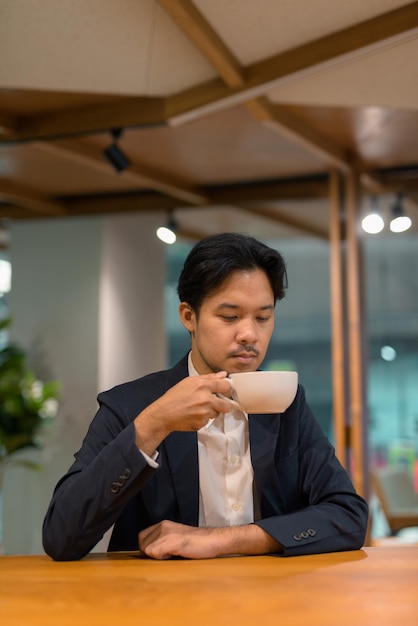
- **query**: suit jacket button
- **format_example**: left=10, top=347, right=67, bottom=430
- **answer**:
left=301, top=531, right=309, bottom=539
left=293, top=533, right=302, bottom=541
left=308, top=529, right=316, bottom=536
left=121, top=468, right=132, bottom=480
left=111, top=482, right=120, bottom=494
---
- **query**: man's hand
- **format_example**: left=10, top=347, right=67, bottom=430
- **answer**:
left=134, top=372, right=235, bottom=455
left=138, top=520, right=283, bottom=560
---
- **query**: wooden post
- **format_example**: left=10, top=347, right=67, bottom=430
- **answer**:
left=329, top=170, right=349, bottom=469
left=345, top=170, right=369, bottom=500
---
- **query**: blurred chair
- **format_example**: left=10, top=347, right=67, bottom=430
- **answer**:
left=371, top=466, right=418, bottom=535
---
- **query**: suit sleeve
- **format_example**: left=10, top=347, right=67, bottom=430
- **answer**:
left=42, top=388, right=157, bottom=561
left=255, top=386, right=369, bottom=555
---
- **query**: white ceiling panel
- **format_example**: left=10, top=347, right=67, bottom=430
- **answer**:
left=195, top=0, right=414, bottom=65
left=267, top=37, right=418, bottom=110
left=0, top=0, right=216, bottom=95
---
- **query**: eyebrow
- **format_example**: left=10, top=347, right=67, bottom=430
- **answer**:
left=216, top=303, right=274, bottom=311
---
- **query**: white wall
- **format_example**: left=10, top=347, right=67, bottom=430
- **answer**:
left=3, top=212, right=166, bottom=554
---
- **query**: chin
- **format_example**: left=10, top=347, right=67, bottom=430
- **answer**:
left=229, top=362, right=260, bottom=374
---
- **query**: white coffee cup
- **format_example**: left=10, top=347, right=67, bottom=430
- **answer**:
left=228, top=370, right=298, bottom=414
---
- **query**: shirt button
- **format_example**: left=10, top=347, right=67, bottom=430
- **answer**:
left=229, top=456, right=239, bottom=464
left=232, top=503, right=241, bottom=511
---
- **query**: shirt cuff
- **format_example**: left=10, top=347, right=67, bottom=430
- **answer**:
left=139, top=448, right=159, bottom=468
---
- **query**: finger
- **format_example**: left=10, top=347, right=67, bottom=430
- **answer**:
left=212, top=377, right=234, bottom=396
left=138, top=522, right=161, bottom=547
left=144, top=537, right=176, bottom=560
left=199, top=370, right=228, bottom=382
left=212, top=394, right=237, bottom=414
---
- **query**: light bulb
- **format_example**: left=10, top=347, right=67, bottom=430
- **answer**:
left=361, top=213, right=384, bottom=234
left=156, top=226, right=177, bottom=245
left=390, top=215, right=412, bottom=233
left=381, top=345, right=396, bottom=362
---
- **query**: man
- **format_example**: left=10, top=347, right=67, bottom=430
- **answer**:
left=43, top=233, right=368, bottom=561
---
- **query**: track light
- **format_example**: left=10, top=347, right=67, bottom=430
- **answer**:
left=389, top=194, right=412, bottom=233
left=156, top=213, right=177, bottom=245
left=361, top=196, right=384, bottom=234
left=103, top=128, right=131, bottom=172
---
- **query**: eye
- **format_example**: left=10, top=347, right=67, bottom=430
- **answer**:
left=221, top=315, right=238, bottom=321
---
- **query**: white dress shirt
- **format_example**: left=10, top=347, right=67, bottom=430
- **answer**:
left=188, top=354, right=255, bottom=527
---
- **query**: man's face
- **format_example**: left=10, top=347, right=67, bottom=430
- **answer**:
left=179, top=269, right=275, bottom=375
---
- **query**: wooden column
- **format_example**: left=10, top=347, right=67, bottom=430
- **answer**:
left=344, top=170, right=369, bottom=500
left=329, top=170, right=349, bottom=468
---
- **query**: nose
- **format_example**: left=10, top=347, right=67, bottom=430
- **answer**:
left=236, top=318, right=258, bottom=344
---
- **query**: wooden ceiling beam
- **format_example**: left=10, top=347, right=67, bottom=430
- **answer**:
left=159, top=0, right=367, bottom=173
left=0, top=110, right=17, bottom=134
left=3, top=3, right=414, bottom=147
left=6, top=97, right=166, bottom=143
left=33, top=140, right=208, bottom=206
left=0, top=202, right=40, bottom=220
left=158, top=0, right=244, bottom=87
left=0, top=204, right=42, bottom=220
left=245, top=97, right=352, bottom=171
left=0, top=180, right=67, bottom=215
left=167, top=2, right=418, bottom=125
left=207, top=177, right=329, bottom=204
left=360, top=172, right=388, bottom=195
left=0, top=176, right=329, bottom=219
left=236, top=204, right=329, bottom=240
left=65, top=192, right=187, bottom=216
left=57, top=175, right=329, bottom=216
left=366, top=171, right=418, bottom=194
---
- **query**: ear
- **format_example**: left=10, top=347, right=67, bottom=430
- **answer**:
left=179, top=302, right=196, bottom=333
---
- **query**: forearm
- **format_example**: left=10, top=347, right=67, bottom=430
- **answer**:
left=134, top=402, right=170, bottom=456
left=255, top=494, right=369, bottom=556
left=43, top=425, right=154, bottom=560
left=211, top=524, right=283, bottom=557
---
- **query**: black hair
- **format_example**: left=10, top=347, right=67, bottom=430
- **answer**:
left=177, top=232, right=287, bottom=312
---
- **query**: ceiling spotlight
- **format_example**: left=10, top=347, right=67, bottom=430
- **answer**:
left=103, top=128, right=131, bottom=172
left=361, top=196, right=384, bottom=234
left=389, top=194, right=412, bottom=233
left=156, top=213, right=177, bottom=245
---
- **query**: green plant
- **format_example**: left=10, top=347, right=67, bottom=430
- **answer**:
left=0, top=318, right=59, bottom=459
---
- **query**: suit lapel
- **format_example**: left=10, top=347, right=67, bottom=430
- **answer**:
left=162, top=356, right=199, bottom=526
left=164, top=431, right=199, bottom=526
left=249, top=413, right=282, bottom=516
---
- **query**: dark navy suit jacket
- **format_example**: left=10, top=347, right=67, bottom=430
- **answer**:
left=42, top=355, right=368, bottom=560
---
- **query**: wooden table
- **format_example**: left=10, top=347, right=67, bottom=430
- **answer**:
left=1, top=547, right=418, bottom=625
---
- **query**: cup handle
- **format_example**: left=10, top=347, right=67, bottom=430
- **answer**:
left=216, top=394, right=245, bottom=412
left=216, top=378, right=245, bottom=412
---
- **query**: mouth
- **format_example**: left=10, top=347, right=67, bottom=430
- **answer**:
left=231, top=352, right=258, bottom=364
